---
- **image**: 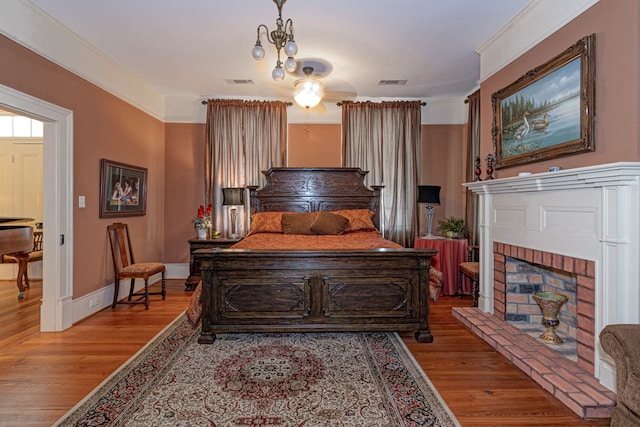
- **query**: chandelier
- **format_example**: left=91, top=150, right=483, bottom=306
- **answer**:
left=251, top=0, right=298, bottom=81
left=294, top=66, right=323, bottom=109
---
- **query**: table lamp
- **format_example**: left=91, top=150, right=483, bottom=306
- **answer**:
left=417, top=185, right=441, bottom=237
left=222, top=187, right=244, bottom=239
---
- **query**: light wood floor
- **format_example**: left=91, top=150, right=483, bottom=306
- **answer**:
left=0, top=279, right=610, bottom=426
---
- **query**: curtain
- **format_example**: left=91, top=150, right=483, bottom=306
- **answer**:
left=342, top=100, right=421, bottom=247
left=204, top=99, right=287, bottom=236
left=465, top=90, right=481, bottom=246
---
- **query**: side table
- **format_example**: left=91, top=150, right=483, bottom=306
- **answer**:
left=414, top=236, right=469, bottom=296
left=185, top=237, right=240, bottom=290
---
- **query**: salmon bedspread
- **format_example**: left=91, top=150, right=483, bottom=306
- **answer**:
left=230, top=231, right=403, bottom=250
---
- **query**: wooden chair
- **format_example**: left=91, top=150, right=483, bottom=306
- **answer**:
left=107, top=222, right=166, bottom=309
left=458, top=245, right=479, bottom=307
left=1, top=230, right=44, bottom=298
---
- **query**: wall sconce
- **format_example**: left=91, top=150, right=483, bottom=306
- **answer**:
left=222, top=187, right=245, bottom=239
left=417, top=185, right=441, bottom=237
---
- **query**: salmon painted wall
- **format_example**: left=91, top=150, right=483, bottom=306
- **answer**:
left=480, top=0, right=640, bottom=177
left=0, top=34, right=166, bottom=298
left=164, top=123, right=206, bottom=262
left=418, top=125, right=467, bottom=236
left=288, top=124, right=342, bottom=167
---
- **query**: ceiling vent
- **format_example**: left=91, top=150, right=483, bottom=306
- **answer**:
left=378, top=80, right=407, bottom=86
left=225, top=79, right=255, bottom=85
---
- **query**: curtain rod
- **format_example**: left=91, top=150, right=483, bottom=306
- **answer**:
left=201, top=100, right=292, bottom=106
left=336, top=101, right=427, bottom=107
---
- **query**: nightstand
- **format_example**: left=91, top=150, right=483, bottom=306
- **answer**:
left=185, top=237, right=241, bottom=290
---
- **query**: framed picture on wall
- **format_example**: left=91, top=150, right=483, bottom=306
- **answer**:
left=99, top=159, right=147, bottom=217
left=491, top=33, right=595, bottom=169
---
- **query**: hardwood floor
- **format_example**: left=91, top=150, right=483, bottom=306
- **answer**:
left=0, top=279, right=611, bottom=426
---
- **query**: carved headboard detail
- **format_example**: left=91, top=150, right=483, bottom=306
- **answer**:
left=248, top=168, right=383, bottom=230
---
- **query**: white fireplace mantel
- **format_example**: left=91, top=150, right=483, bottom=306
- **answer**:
left=464, top=162, right=640, bottom=390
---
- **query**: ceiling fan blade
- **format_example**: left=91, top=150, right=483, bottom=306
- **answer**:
left=310, top=102, right=327, bottom=114
left=323, top=89, right=357, bottom=102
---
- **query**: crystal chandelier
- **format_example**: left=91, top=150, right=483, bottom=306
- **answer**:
left=251, top=0, right=298, bottom=81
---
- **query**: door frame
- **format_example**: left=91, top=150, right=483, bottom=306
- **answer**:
left=0, top=83, right=73, bottom=331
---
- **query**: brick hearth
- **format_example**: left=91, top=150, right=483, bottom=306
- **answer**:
left=453, top=307, right=615, bottom=419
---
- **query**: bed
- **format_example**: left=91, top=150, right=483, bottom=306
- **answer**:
left=196, top=167, right=437, bottom=344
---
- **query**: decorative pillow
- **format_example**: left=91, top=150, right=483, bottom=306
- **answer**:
left=311, top=211, right=349, bottom=235
left=331, top=209, right=377, bottom=233
left=282, top=212, right=316, bottom=235
left=248, top=212, right=285, bottom=234
left=185, top=281, right=202, bottom=327
left=429, top=268, right=443, bottom=303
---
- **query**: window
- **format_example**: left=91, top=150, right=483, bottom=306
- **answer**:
left=0, top=114, right=43, bottom=137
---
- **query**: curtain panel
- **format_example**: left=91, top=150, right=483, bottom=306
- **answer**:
left=204, top=99, right=287, bottom=236
left=465, top=90, right=481, bottom=246
left=342, top=100, right=421, bottom=247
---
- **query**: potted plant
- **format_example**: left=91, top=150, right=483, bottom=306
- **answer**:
left=437, top=216, right=469, bottom=239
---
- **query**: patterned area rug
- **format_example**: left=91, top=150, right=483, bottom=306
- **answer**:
left=55, top=314, right=460, bottom=426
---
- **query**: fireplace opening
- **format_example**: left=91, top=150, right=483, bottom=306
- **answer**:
left=493, top=242, right=596, bottom=374
left=505, top=256, right=578, bottom=362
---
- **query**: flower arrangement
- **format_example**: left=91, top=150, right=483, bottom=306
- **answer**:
left=193, top=203, right=212, bottom=230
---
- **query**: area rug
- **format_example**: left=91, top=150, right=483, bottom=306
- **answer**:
left=55, top=314, right=460, bottom=426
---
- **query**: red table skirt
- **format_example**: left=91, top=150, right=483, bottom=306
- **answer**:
left=414, top=237, right=472, bottom=296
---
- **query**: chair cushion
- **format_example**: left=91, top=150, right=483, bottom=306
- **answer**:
left=460, top=261, right=479, bottom=280
left=120, top=262, right=165, bottom=277
left=28, top=250, right=43, bottom=261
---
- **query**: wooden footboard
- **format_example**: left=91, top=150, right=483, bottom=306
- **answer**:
left=197, top=247, right=436, bottom=343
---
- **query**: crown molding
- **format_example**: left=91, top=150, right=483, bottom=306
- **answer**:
left=477, top=0, right=599, bottom=82
left=0, top=0, right=164, bottom=120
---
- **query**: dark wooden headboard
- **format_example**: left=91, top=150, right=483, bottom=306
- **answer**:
left=248, top=168, right=383, bottom=230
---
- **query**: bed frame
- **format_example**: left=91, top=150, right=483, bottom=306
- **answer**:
left=197, top=168, right=437, bottom=344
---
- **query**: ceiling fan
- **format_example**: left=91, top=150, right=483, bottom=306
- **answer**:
left=260, top=58, right=356, bottom=113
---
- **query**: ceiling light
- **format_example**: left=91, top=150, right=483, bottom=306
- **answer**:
left=251, top=0, right=298, bottom=81
left=293, top=67, right=324, bottom=109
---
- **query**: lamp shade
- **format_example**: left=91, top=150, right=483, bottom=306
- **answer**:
left=222, top=188, right=244, bottom=206
left=417, top=185, right=441, bottom=204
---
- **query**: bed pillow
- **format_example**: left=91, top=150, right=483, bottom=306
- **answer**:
left=331, top=209, right=377, bottom=233
left=311, top=211, right=349, bottom=235
left=282, top=212, right=316, bottom=235
left=248, top=211, right=285, bottom=234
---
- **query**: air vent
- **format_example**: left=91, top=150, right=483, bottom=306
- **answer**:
left=224, top=79, right=255, bottom=85
left=378, top=80, right=407, bottom=86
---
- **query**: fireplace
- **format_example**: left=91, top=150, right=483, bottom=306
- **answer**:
left=497, top=244, right=591, bottom=369
left=458, top=163, right=640, bottom=416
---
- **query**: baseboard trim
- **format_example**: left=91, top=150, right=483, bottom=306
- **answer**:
left=72, top=263, right=188, bottom=324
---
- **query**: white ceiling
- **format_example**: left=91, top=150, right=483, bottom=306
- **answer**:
left=25, top=0, right=533, bottom=121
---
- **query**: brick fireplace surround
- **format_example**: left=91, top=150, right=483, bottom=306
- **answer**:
left=459, top=163, right=640, bottom=419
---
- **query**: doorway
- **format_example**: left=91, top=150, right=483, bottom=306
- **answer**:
left=0, top=83, right=73, bottom=332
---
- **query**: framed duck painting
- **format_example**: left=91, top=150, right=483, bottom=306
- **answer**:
left=491, top=33, right=595, bottom=169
